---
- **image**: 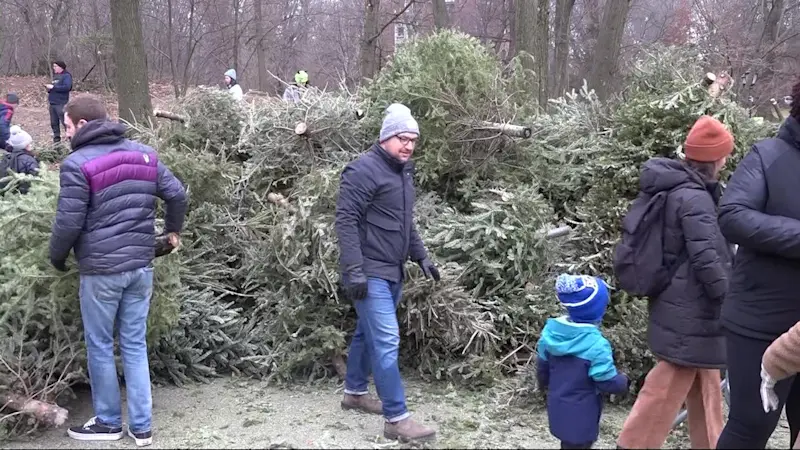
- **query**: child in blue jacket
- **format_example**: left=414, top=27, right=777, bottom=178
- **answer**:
left=536, top=274, right=630, bottom=449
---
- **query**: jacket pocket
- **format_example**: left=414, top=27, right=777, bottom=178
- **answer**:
left=363, top=211, right=403, bottom=263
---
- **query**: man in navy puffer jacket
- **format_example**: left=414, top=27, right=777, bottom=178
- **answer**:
left=49, top=94, right=187, bottom=447
left=47, top=60, right=72, bottom=143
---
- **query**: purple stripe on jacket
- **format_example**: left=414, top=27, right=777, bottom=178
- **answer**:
left=80, top=150, right=158, bottom=193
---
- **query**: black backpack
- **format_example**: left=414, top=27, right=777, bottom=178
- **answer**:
left=613, top=187, right=685, bottom=298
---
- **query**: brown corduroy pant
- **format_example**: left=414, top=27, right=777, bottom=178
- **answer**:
left=617, top=360, right=724, bottom=449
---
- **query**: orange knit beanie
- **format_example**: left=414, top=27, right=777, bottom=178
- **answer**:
left=684, top=115, right=734, bottom=162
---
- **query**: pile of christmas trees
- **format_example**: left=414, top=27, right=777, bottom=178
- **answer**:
left=0, top=31, right=777, bottom=437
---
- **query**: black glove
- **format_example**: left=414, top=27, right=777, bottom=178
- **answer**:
left=51, top=258, right=68, bottom=272
left=341, top=266, right=368, bottom=302
left=417, top=258, right=440, bottom=281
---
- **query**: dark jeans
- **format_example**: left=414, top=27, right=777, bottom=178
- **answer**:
left=49, top=103, right=65, bottom=142
left=561, top=441, right=593, bottom=449
left=716, top=328, right=800, bottom=449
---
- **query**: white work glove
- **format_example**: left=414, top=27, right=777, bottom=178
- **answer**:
left=760, top=364, right=779, bottom=413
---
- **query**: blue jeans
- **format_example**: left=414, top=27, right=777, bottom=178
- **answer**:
left=344, top=277, right=409, bottom=422
left=80, top=267, right=154, bottom=433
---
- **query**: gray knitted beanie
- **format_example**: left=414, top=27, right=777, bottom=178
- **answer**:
left=379, top=103, right=419, bottom=143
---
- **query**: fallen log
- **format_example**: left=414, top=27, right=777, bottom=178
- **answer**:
left=2, top=393, right=68, bottom=427
left=478, top=121, right=533, bottom=139
left=153, top=109, right=187, bottom=123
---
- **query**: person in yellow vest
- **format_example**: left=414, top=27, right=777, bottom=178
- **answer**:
left=282, top=70, right=309, bottom=103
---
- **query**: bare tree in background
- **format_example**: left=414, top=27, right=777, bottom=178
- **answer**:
left=110, top=0, right=153, bottom=123
left=431, top=0, right=450, bottom=29
left=551, top=0, right=575, bottom=98
left=514, top=0, right=549, bottom=110
left=754, top=0, right=787, bottom=117
left=0, top=0, right=794, bottom=115
left=359, top=0, right=381, bottom=80
left=254, top=0, right=268, bottom=91
left=589, top=0, right=632, bottom=101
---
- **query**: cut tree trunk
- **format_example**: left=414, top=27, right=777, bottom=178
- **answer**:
left=2, top=393, right=69, bottom=427
left=477, top=121, right=533, bottom=138
left=771, top=98, right=784, bottom=121
left=154, top=109, right=187, bottom=123
left=542, top=225, right=572, bottom=239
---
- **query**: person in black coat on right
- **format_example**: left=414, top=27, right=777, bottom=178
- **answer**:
left=716, top=79, right=800, bottom=449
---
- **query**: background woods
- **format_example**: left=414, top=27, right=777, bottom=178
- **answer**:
left=0, top=0, right=796, bottom=116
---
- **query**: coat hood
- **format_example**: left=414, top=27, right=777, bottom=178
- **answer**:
left=71, top=120, right=127, bottom=151
left=778, top=116, right=800, bottom=151
left=639, top=157, right=709, bottom=195
left=538, top=316, right=604, bottom=358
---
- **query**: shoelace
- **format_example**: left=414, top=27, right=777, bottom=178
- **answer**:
left=82, top=416, right=98, bottom=428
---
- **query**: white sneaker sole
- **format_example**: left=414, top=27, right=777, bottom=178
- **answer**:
left=67, top=429, right=124, bottom=441
left=128, top=428, right=153, bottom=447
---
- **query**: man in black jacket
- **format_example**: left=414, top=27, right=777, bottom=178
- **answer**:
left=716, top=80, right=800, bottom=449
left=46, top=60, right=72, bottom=143
left=335, top=103, right=439, bottom=443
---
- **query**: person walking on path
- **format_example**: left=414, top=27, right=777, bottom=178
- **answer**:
left=224, top=69, right=243, bottom=101
left=537, top=274, right=630, bottom=449
left=715, top=79, right=800, bottom=449
left=335, top=103, right=440, bottom=443
left=49, top=94, right=187, bottom=447
left=46, top=60, right=73, bottom=143
left=615, top=115, right=734, bottom=449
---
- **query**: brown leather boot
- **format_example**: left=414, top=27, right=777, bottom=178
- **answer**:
left=340, top=393, right=382, bottom=415
left=384, top=417, right=437, bottom=443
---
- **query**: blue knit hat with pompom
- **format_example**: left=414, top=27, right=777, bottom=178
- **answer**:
left=555, top=274, right=610, bottom=323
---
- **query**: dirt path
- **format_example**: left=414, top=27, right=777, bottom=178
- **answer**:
left=4, top=376, right=792, bottom=449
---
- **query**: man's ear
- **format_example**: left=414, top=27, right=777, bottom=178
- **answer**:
left=77, top=119, right=88, bottom=128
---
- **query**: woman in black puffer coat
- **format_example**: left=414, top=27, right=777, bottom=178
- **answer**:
left=617, top=115, right=735, bottom=449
